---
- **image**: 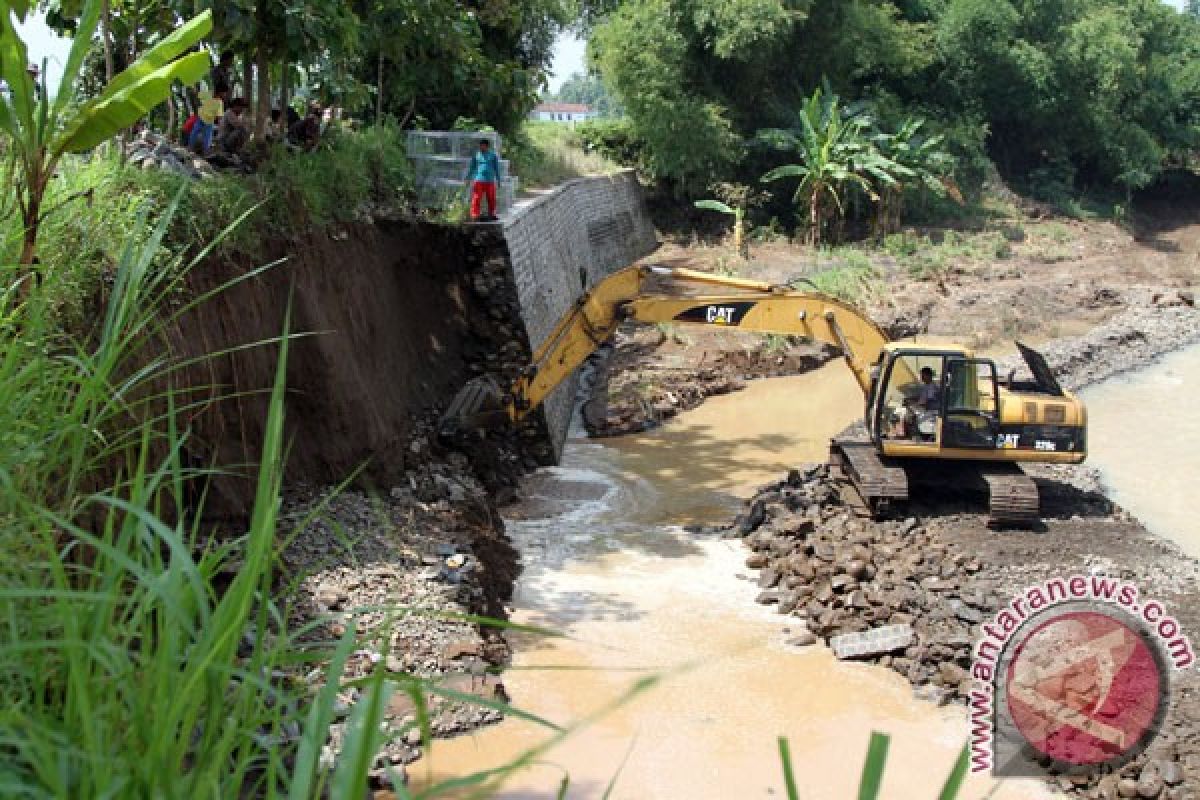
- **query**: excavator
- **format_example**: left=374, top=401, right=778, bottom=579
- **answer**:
left=440, top=263, right=1087, bottom=524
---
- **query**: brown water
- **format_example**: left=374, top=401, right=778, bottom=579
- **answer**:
left=414, top=365, right=1056, bottom=799
left=1082, top=343, right=1200, bottom=557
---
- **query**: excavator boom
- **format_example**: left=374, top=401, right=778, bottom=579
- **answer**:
left=441, top=260, right=1087, bottom=526
left=439, top=263, right=890, bottom=436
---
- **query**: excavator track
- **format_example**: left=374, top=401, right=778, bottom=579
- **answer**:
left=980, top=464, right=1040, bottom=526
left=829, top=439, right=908, bottom=518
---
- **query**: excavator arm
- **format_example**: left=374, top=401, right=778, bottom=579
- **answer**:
left=440, top=263, right=890, bottom=436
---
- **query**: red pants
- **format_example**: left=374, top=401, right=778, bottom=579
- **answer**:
left=470, top=181, right=497, bottom=218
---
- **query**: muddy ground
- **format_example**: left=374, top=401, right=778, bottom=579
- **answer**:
left=583, top=189, right=1200, bottom=799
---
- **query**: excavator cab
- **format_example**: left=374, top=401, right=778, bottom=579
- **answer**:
left=873, top=347, right=1006, bottom=452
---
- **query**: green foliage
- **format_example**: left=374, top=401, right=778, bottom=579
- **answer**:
left=548, top=71, right=623, bottom=116
left=797, top=248, right=882, bottom=303
left=508, top=120, right=619, bottom=188
left=1, top=125, right=414, bottom=325
left=882, top=231, right=920, bottom=258
left=363, top=0, right=573, bottom=135
left=932, top=0, right=1200, bottom=190
left=779, top=733, right=968, bottom=800
left=590, top=0, right=1200, bottom=219
left=576, top=117, right=646, bottom=168
left=0, top=198, right=316, bottom=798
left=591, top=0, right=744, bottom=193
left=0, top=2, right=211, bottom=270
left=760, top=87, right=901, bottom=244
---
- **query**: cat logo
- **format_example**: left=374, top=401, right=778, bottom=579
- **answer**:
left=706, top=306, right=738, bottom=325
left=674, top=301, right=756, bottom=326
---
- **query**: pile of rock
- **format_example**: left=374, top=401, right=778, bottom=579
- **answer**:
left=123, top=130, right=218, bottom=179
left=733, top=464, right=988, bottom=700
left=731, top=466, right=1193, bottom=799
left=277, top=447, right=515, bottom=790
left=453, top=236, right=561, bottom=474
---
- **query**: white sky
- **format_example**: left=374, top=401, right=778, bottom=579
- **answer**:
left=14, top=12, right=72, bottom=94
left=548, top=32, right=587, bottom=93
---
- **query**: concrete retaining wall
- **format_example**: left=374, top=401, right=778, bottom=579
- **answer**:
left=501, top=171, right=658, bottom=460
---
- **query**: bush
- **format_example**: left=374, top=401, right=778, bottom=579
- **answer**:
left=576, top=118, right=646, bottom=170
left=1, top=125, right=416, bottom=333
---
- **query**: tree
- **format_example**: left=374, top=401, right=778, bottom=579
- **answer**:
left=590, top=0, right=1200, bottom=207
left=551, top=71, right=621, bottom=116
left=0, top=4, right=211, bottom=281
left=871, top=118, right=956, bottom=236
left=346, top=0, right=572, bottom=134
left=206, top=0, right=357, bottom=139
left=760, top=87, right=899, bottom=245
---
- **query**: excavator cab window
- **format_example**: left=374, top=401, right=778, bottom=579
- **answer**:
left=879, top=353, right=945, bottom=444
left=941, top=358, right=1000, bottom=449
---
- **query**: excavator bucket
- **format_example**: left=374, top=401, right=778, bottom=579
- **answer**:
left=439, top=376, right=512, bottom=438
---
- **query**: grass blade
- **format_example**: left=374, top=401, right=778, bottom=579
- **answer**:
left=778, top=736, right=799, bottom=800
left=857, top=732, right=890, bottom=800
left=938, top=744, right=970, bottom=800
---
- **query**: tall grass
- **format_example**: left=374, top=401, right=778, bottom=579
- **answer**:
left=509, top=121, right=619, bottom=189
left=0, top=192, right=328, bottom=797
left=0, top=124, right=415, bottom=335
left=0, top=188, right=647, bottom=798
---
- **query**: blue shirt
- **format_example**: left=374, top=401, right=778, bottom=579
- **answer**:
left=465, top=150, right=501, bottom=183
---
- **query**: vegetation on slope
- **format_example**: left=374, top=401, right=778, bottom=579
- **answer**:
left=587, top=0, right=1200, bottom=230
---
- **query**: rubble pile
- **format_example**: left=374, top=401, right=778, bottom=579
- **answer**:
left=123, top=130, right=221, bottom=179
left=731, top=466, right=1196, bottom=799
left=733, top=464, right=987, bottom=699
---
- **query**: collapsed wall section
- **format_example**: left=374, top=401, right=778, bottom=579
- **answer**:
left=167, top=171, right=656, bottom=518
left=500, top=170, right=659, bottom=459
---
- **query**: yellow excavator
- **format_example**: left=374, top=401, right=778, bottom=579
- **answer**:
left=441, top=264, right=1087, bottom=523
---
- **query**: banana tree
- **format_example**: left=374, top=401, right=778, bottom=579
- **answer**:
left=0, top=2, right=212, bottom=286
left=694, top=199, right=748, bottom=259
left=760, top=87, right=898, bottom=246
left=871, top=118, right=957, bottom=237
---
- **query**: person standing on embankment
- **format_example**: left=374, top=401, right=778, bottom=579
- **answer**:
left=464, top=138, right=502, bottom=222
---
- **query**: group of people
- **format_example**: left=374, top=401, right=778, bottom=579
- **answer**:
left=180, top=51, right=324, bottom=160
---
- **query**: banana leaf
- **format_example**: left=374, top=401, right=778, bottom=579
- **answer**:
left=56, top=51, right=211, bottom=153
left=0, top=7, right=35, bottom=134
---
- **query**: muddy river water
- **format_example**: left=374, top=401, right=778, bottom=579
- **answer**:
left=1080, top=342, right=1200, bottom=557
left=415, top=362, right=1057, bottom=799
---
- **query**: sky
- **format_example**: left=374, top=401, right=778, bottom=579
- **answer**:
left=548, top=32, right=587, bottom=93
left=14, top=13, right=72, bottom=94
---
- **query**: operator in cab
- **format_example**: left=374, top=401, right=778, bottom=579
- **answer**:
left=889, top=366, right=941, bottom=440
left=916, top=366, right=941, bottom=410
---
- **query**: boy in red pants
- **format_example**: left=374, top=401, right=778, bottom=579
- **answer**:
left=464, top=138, right=502, bottom=222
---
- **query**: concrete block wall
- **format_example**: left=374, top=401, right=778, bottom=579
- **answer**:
left=500, top=170, right=659, bottom=460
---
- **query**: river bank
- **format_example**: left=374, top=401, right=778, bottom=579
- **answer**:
left=292, top=201, right=1199, bottom=794
left=718, top=304, right=1200, bottom=798
left=563, top=206, right=1200, bottom=797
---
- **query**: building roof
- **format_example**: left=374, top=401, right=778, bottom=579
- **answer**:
left=534, top=102, right=593, bottom=114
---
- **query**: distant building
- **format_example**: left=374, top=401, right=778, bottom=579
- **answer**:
left=530, top=102, right=599, bottom=124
